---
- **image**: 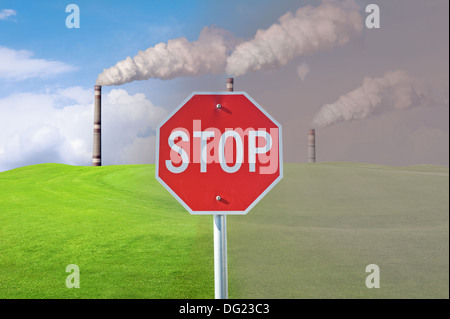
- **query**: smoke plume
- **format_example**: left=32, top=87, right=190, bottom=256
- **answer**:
left=311, top=70, right=429, bottom=128
left=225, top=0, right=363, bottom=77
left=97, top=1, right=364, bottom=85
left=96, top=26, right=236, bottom=86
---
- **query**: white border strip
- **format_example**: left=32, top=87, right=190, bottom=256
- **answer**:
left=155, top=91, right=283, bottom=215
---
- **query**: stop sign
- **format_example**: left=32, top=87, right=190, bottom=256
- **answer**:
left=156, top=92, right=282, bottom=215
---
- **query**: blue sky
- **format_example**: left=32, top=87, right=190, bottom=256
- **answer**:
left=0, top=0, right=304, bottom=90
left=0, top=0, right=314, bottom=104
left=0, top=0, right=448, bottom=171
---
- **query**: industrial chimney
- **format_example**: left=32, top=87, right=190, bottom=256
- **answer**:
left=226, top=78, right=234, bottom=92
left=308, top=128, right=316, bottom=163
left=93, top=85, right=102, bottom=166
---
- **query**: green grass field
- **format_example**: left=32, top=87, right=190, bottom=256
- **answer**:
left=0, top=162, right=448, bottom=298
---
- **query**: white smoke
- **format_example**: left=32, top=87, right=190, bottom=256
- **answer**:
left=96, top=26, right=236, bottom=86
left=297, top=62, right=311, bottom=81
left=97, top=1, right=364, bottom=85
left=225, top=0, right=363, bottom=77
left=311, top=70, right=429, bottom=128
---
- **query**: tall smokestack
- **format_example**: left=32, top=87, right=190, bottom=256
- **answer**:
left=226, top=77, right=234, bottom=92
left=93, top=85, right=101, bottom=166
left=308, top=129, right=316, bottom=163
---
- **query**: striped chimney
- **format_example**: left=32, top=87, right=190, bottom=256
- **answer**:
left=93, top=85, right=102, bottom=166
left=308, top=129, right=316, bottom=163
left=226, top=78, right=234, bottom=92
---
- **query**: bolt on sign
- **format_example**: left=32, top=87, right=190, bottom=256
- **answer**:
left=156, top=92, right=283, bottom=215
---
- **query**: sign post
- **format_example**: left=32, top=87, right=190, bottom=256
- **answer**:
left=156, top=80, right=282, bottom=299
left=214, top=78, right=233, bottom=299
left=214, top=214, right=227, bottom=298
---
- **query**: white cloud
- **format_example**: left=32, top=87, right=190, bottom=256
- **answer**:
left=297, top=62, right=310, bottom=81
left=121, top=135, right=158, bottom=165
left=56, top=86, right=93, bottom=105
left=0, top=46, right=77, bottom=81
left=101, top=89, right=168, bottom=165
left=0, top=87, right=168, bottom=172
left=0, top=9, right=16, bottom=20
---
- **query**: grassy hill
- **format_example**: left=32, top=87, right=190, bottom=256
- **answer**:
left=0, top=162, right=448, bottom=298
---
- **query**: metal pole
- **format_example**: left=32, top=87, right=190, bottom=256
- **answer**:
left=214, top=214, right=228, bottom=299
left=226, top=77, right=234, bottom=92
left=213, top=77, right=233, bottom=299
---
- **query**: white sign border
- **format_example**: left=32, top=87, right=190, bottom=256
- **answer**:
left=155, top=91, right=283, bottom=215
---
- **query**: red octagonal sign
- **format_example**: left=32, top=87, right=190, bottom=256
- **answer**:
left=156, top=92, right=283, bottom=215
